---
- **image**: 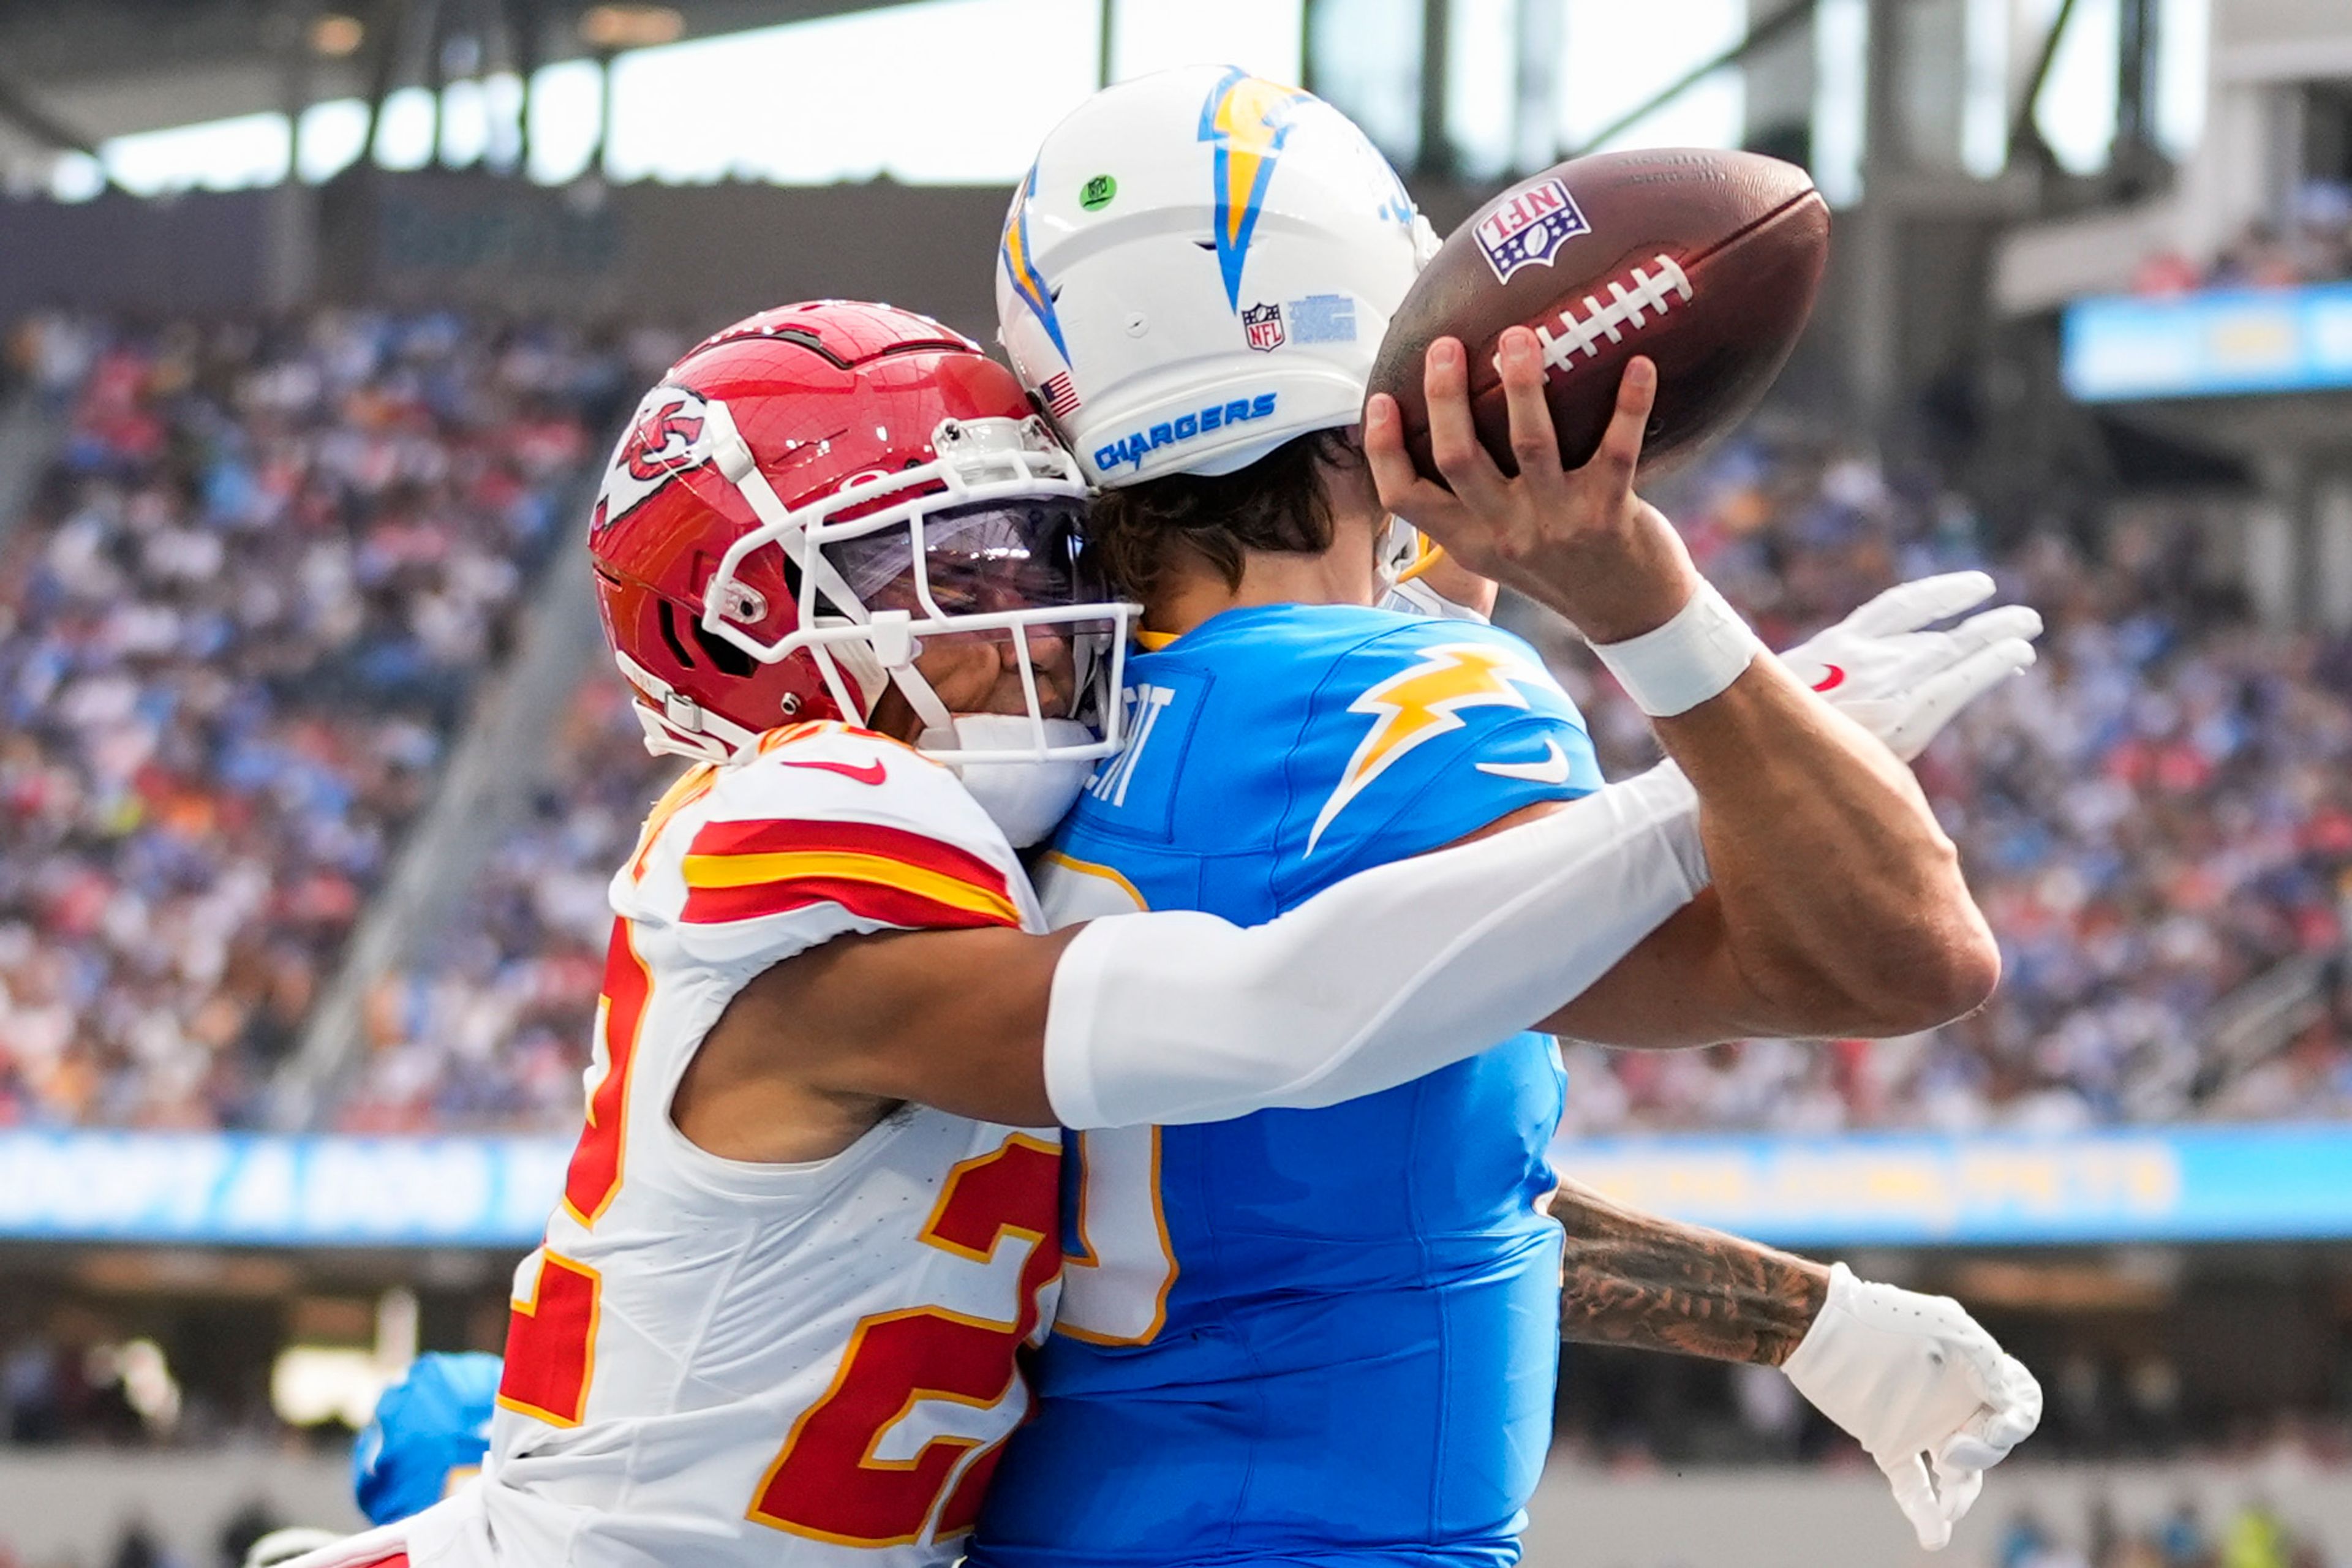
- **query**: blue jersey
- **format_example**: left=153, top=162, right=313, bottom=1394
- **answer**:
left=354, top=1351, right=500, bottom=1526
left=971, top=604, right=1601, bottom=1568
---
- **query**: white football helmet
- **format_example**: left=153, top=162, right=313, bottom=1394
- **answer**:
left=998, top=65, right=1440, bottom=489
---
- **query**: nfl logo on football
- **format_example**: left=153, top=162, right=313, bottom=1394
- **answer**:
left=1474, top=178, right=1592, bottom=284
left=1243, top=301, right=1286, bottom=352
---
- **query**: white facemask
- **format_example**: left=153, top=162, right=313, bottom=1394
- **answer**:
left=1375, top=513, right=1421, bottom=593
left=925, top=714, right=1099, bottom=848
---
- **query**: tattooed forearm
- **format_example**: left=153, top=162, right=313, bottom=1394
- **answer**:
left=1549, top=1178, right=1831, bottom=1366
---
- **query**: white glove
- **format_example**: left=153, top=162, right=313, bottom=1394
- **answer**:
left=1776, top=571, right=2042, bottom=760
left=1782, top=1263, right=2044, bottom=1550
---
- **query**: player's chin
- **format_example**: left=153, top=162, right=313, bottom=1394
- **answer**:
left=970, top=691, right=1074, bottom=723
left=978, top=668, right=1075, bottom=722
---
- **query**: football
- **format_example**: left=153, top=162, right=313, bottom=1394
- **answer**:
left=1370, top=148, right=1830, bottom=481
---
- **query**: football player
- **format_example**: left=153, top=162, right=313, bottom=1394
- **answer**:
left=353, top=1354, right=500, bottom=1526
left=283, top=296, right=1987, bottom=1568
left=977, top=67, right=2043, bottom=1566
left=239, top=1355, right=502, bottom=1567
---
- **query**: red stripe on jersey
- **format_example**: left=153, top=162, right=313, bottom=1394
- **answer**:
left=680, top=874, right=1019, bottom=932
left=687, top=816, right=1011, bottom=897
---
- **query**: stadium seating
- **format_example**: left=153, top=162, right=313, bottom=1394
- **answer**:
left=0, top=312, right=622, bottom=1128
left=335, top=675, right=675, bottom=1132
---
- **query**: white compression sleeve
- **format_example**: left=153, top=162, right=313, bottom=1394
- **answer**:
left=1043, top=763, right=1707, bottom=1129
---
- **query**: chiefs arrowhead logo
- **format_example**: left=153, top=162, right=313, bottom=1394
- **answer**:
left=593, top=385, right=713, bottom=533
left=624, top=398, right=706, bottom=480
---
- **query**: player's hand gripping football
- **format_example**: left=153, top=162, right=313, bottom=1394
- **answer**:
left=1364, top=331, right=1697, bottom=645
left=1782, top=1264, right=2044, bottom=1550
left=1777, top=572, right=2043, bottom=760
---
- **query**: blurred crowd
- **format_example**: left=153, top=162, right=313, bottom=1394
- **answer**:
left=0, top=312, right=625, bottom=1128
left=334, top=676, right=676, bottom=1131
left=1539, top=428, right=2352, bottom=1135
left=2132, top=184, right=2352, bottom=293
left=1996, top=1496, right=2337, bottom=1568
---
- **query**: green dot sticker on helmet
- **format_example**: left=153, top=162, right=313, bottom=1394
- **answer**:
left=1079, top=175, right=1117, bottom=212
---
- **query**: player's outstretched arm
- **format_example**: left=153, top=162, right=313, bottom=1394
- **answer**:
left=1368, top=333, right=2018, bottom=1044
left=1547, top=1178, right=2042, bottom=1550
left=685, top=755, right=1711, bottom=1144
left=695, top=564, right=2035, bottom=1145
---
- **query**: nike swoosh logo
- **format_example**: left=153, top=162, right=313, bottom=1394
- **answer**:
left=1476, top=737, right=1572, bottom=785
left=1811, top=664, right=1847, bottom=693
left=780, top=756, right=888, bottom=786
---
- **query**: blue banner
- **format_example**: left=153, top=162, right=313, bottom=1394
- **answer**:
left=2062, top=281, right=2352, bottom=401
left=1551, top=1125, right=2352, bottom=1246
left=4, top=1126, right=2351, bottom=1248
left=0, top=1132, right=571, bottom=1247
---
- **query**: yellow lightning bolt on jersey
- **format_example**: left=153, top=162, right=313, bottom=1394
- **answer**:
left=1305, top=642, right=1546, bottom=855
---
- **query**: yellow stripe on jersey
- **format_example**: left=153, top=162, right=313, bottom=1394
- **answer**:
left=679, top=847, right=1021, bottom=926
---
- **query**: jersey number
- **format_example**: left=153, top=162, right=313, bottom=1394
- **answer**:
left=748, top=1133, right=1061, bottom=1547
left=1055, top=1127, right=1180, bottom=1344
left=563, top=920, right=654, bottom=1227
left=495, top=922, right=649, bottom=1425
left=497, top=1250, right=600, bottom=1427
left=1025, top=857, right=1180, bottom=1347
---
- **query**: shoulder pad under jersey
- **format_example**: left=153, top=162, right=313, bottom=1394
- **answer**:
left=614, top=723, right=1036, bottom=971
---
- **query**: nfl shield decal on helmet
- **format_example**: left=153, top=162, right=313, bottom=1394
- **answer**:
left=1242, top=302, right=1285, bottom=352
left=1197, top=69, right=1313, bottom=311
left=1473, top=177, right=1591, bottom=284
left=590, top=385, right=712, bottom=533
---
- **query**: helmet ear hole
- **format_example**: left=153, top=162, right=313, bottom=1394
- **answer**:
left=656, top=597, right=756, bottom=679
left=690, top=617, right=756, bottom=679
left=656, top=600, right=698, bottom=669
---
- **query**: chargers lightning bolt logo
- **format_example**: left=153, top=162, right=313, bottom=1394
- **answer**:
left=1002, top=162, right=1070, bottom=360
left=1306, top=644, right=1550, bottom=854
left=1199, top=69, right=1311, bottom=312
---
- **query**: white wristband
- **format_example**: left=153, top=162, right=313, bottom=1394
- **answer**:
left=1588, top=580, right=1764, bottom=717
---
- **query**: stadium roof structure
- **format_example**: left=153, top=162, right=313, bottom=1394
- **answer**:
left=0, top=0, right=914, bottom=157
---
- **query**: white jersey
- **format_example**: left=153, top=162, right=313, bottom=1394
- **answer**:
left=394, top=722, right=1061, bottom=1568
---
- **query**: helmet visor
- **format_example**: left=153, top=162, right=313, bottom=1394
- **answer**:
left=823, top=497, right=1105, bottom=630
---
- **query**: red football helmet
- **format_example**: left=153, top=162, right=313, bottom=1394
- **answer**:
left=587, top=301, right=1135, bottom=771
